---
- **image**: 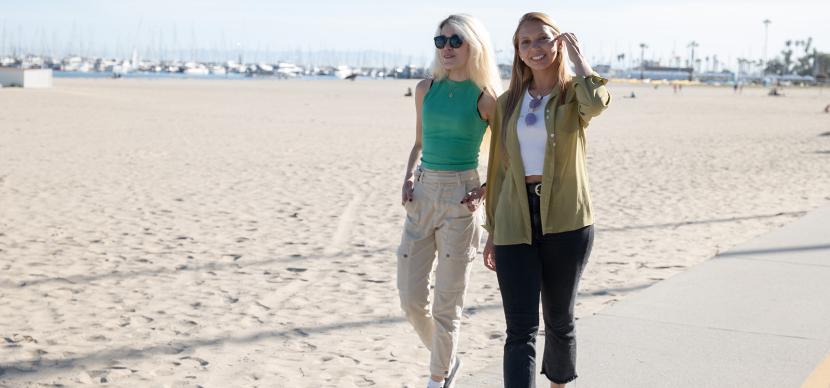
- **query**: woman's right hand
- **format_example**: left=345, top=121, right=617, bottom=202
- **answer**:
left=401, top=178, right=414, bottom=205
left=483, top=235, right=496, bottom=271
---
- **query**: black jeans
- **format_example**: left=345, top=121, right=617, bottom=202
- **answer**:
left=494, top=184, right=594, bottom=387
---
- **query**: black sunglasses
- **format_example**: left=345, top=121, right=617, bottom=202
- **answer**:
left=434, top=34, right=463, bottom=49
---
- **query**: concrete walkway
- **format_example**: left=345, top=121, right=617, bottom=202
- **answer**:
left=463, top=206, right=830, bottom=387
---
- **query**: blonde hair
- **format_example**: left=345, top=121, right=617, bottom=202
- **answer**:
left=430, top=14, right=503, bottom=96
left=501, top=12, right=572, bottom=163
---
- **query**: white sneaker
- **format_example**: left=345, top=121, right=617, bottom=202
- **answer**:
left=426, top=379, right=445, bottom=388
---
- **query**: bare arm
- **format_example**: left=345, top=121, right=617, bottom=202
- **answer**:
left=460, top=88, right=498, bottom=211
left=401, top=79, right=431, bottom=204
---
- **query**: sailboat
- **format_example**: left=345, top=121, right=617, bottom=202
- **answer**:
left=183, top=62, right=209, bottom=75
left=276, top=62, right=302, bottom=78
left=334, top=65, right=353, bottom=79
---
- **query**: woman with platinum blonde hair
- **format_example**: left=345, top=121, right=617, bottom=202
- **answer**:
left=396, top=13, right=501, bottom=388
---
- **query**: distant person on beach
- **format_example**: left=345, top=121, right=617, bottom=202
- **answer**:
left=769, top=87, right=784, bottom=97
left=396, top=14, right=502, bottom=388
left=483, top=12, right=610, bottom=388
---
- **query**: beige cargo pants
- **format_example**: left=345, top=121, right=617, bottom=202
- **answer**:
left=397, top=166, right=482, bottom=377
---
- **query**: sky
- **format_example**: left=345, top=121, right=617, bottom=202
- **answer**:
left=2, top=0, right=828, bottom=70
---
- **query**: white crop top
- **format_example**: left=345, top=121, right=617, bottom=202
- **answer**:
left=517, top=88, right=552, bottom=176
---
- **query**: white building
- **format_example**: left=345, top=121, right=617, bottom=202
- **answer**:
left=0, top=67, right=53, bottom=88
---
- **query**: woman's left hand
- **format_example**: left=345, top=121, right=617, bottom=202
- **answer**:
left=460, top=187, right=485, bottom=212
left=558, top=32, right=592, bottom=76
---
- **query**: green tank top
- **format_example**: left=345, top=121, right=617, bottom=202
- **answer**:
left=421, top=78, right=488, bottom=171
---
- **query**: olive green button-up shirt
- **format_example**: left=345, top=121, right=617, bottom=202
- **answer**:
left=484, top=74, right=611, bottom=245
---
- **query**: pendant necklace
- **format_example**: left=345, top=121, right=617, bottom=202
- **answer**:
left=525, top=85, right=553, bottom=126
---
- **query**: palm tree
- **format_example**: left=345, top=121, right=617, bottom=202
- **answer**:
left=639, top=43, right=648, bottom=79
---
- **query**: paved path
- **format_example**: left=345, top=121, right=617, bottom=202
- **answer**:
left=463, top=206, right=830, bottom=387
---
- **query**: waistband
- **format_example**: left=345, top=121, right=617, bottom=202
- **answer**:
left=416, top=166, right=479, bottom=184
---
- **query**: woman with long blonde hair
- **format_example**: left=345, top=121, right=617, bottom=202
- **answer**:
left=396, top=13, right=501, bottom=388
left=482, top=12, right=611, bottom=387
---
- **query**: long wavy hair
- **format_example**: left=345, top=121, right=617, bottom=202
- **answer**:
left=501, top=12, right=571, bottom=163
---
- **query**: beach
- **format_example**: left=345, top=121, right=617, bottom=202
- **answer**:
left=1, top=78, right=828, bottom=387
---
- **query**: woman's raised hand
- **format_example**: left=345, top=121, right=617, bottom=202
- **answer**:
left=558, top=32, right=592, bottom=76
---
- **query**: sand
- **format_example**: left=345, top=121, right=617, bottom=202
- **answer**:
left=0, top=78, right=828, bottom=387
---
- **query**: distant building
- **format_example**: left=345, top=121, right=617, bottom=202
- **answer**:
left=641, top=66, right=694, bottom=81
left=593, top=64, right=611, bottom=77
left=697, top=71, right=736, bottom=84
left=815, top=52, right=830, bottom=84
left=0, top=67, right=53, bottom=88
left=498, top=64, right=512, bottom=79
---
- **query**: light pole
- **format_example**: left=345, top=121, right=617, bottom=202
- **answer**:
left=763, top=19, right=772, bottom=73
left=687, top=41, right=699, bottom=80
left=639, top=43, right=648, bottom=80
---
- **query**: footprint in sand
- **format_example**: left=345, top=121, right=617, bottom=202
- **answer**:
left=86, top=334, right=109, bottom=342
left=179, top=356, right=210, bottom=367
left=223, top=253, right=242, bottom=261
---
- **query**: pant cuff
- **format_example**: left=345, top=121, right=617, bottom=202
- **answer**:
left=542, top=371, right=578, bottom=385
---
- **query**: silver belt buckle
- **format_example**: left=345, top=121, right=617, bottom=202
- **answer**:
left=533, top=183, right=542, bottom=196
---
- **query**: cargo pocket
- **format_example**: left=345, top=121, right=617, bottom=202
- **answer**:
left=440, top=213, right=478, bottom=263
